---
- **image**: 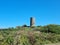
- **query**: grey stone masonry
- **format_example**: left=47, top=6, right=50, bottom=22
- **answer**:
left=30, top=17, right=35, bottom=27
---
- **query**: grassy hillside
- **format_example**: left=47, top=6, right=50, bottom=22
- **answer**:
left=0, top=24, right=60, bottom=45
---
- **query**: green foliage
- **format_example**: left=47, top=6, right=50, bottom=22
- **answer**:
left=47, top=24, right=60, bottom=34
left=0, top=24, right=60, bottom=45
left=36, top=24, right=60, bottom=34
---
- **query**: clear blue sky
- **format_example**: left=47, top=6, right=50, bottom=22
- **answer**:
left=0, top=0, right=60, bottom=28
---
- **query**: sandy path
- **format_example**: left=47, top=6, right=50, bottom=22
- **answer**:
left=45, top=43, right=60, bottom=45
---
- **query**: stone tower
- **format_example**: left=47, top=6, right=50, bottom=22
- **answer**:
left=30, top=17, right=35, bottom=27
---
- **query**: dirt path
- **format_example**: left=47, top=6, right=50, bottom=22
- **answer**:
left=45, top=43, right=60, bottom=45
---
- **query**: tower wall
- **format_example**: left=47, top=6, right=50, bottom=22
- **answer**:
left=30, top=17, right=35, bottom=27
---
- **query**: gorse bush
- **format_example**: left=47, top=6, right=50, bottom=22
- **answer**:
left=46, top=24, right=60, bottom=34
left=36, top=24, right=60, bottom=34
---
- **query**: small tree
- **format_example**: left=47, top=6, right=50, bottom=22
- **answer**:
left=22, top=24, right=27, bottom=27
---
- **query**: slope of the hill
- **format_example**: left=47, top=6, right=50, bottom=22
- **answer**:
left=0, top=24, right=60, bottom=45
